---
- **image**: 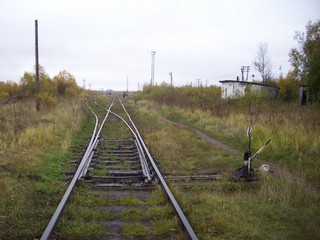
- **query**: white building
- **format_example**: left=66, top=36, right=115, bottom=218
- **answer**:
left=219, top=80, right=279, bottom=99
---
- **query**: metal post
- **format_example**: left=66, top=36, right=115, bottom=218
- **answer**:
left=35, top=19, right=40, bottom=111
left=127, top=76, right=129, bottom=92
left=150, top=51, right=156, bottom=86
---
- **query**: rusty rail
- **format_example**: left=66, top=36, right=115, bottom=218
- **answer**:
left=40, top=99, right=114, bottom=240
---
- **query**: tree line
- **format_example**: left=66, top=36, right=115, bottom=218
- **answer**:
left=139, top=20, right=319, bottom=104
left=0, top=66, right=85, bottom=106
left=253, top=20, right=320, bottom=102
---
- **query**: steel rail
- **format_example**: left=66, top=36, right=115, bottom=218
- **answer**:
left=79, top=98, right=115, bottom=178
left=40, top=102, right=99, bottom=239
left=94, top=100, right=151, bottom=181
left=119, top=99, right=199, bottom=240
left=134, top=139, right=151, bottom=181
left=109, top=111, right=152, bottom=181
left=40, top=99, right=114, bottom=240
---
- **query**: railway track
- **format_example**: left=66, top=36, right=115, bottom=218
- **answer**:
left=40, top=97, right=198, bottom=240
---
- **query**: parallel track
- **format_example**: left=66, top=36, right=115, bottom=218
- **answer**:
left=40, top=97, right=198, bottom=240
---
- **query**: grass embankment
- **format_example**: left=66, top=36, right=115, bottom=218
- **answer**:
left=0, top=98, right=91, bottom=239
left=128, top=99, right=320, bottom=240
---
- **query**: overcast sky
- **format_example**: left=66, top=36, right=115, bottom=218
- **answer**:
left=1, top=0, right=319, bottom=91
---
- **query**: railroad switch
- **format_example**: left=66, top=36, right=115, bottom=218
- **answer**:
left=233, top=150, right=257, bottom=182
left=233, top=127, right=271, bottom=182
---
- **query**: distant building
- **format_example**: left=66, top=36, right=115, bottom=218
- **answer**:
left=106, top=89, right=113, bottom=95
left=219, top=80, right=279, bottom=99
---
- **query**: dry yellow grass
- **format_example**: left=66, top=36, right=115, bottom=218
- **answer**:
left=130, top=99, right=320, bottom=239
left=0, top=98, right=86, bottom=238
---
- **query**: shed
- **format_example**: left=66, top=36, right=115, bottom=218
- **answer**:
left=219, top=80, right=279, bottom=99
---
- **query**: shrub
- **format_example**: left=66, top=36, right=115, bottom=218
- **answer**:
left=38, top=93, right=58, bottom=109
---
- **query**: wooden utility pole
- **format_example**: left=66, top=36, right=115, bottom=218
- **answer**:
left=35, top=19, right=40, bottom=111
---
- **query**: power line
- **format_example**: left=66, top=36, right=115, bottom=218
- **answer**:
left=241, top=66, right=250, bottom=81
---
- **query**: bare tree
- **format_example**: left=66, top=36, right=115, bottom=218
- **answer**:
left=253, top=42, right=272, bottom=83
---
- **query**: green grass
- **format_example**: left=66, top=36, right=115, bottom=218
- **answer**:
left=179, top=174, right=320, bottom=240
left=152, top=217, right=178, bottom=236
left=57, top=187, right=110, bottom=239
left=0, top=98, right=90, bottom=239
left=63, top=205, right=110, bottom=221
left=147, top=190, right=168, bottom=205
left=136, top=99, right=320, bottom=187
left=1, top=96, right=180, bottom=239
left=130, top=101, right=242, bottom=175
left=2, top=94, right=318, bottom=239
left=121, top=223, right=149, bottom=237
left=118, top=196, right=144, bottom=206
left=147, top=204, right=175, bottom=220
left=127, top=98, right=320, bottom=240
left=57, top=221, right=105, bottom=240
left=120, top=207, right=145, bottom=220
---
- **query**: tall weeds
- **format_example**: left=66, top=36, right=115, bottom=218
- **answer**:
left=129, top=99, right=320, bottom=239
left=136, top=86, right=320, bottom=186
left=0, top=97, right=86, bottom=238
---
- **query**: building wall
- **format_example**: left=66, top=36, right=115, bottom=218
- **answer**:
left=221, top=81, right=279, bottom=99
left=221, top=82, right=247, bottom=99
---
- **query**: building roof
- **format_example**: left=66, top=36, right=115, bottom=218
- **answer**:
left=219, top=80, right=279, bottom=89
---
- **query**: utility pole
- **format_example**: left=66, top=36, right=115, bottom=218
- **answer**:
left=241, top=66, right=250, bottom=81
left=83, top=79, right=86, bottom=90
left=35, top=19, right=40, bottom=111
left=126, top=76, right=129, bottom=92
left=150, top=51, right=156, bottom=86
left=169, top=72, right=173, bottom=86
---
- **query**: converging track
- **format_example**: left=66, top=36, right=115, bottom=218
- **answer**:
left=40, top=97, right=198, bottom=240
